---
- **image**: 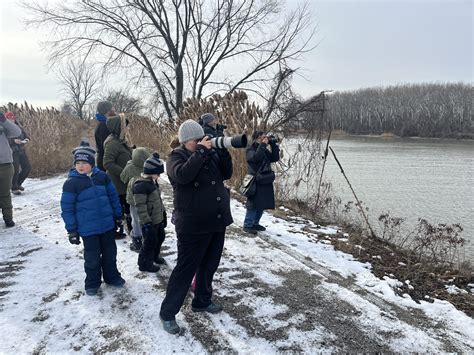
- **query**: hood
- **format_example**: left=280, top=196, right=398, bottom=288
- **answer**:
left=131, top=147, right=152, bottom=168
left=106, top=114, right=128, bottom=142
left=106, top=115, right=122, bottom=137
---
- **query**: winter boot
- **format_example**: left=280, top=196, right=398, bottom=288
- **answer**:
left=243, top=226, right=257, bottom=235
left=4, top=220, right=15, bottom=228
left=11, top=189, right=21, bottom=195
left=138, top=254, right=160, bottom=273
left=191, top=303, right=223, bottom=314
left=130, top=237, right=142, bottom=252
left=154, top=255, right=165, bottom=264
left=253, top=224, right=266, bottom=231
left=85, top=288, right=99, bottom=296
left=160, top=316, right=180, bottom=335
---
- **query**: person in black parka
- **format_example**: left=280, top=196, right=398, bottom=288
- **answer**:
left=159, top=119, right=233, bottom=335
left=243, top=130, right=280, bottom=234
left=94, top=101, right=113, bottom=171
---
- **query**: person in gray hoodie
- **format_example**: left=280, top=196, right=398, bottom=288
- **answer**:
left=0, top=111, right=22, bottom=227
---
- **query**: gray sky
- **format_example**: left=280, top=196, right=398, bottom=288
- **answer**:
left=0, top=0, right=472, bottom=108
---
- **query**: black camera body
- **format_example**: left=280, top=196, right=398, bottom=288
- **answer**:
left=216, top=123, right=227, bottom=136
left=267, top=134, right=279, bottom=144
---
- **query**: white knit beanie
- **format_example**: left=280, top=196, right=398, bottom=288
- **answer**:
left=178, top=119, right=205, bottom=143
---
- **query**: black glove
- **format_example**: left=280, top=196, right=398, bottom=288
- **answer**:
left=162, top=211, right=167, bottom=228
left=0, top=112, right=5, bottom=122
left=115, top=218, right=123, bottom=229
left=68, top=231, right=81, bottom=245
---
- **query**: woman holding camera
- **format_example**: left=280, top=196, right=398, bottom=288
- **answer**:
left=243, top=130, right=280, bottom=235
left=160, top=119, right=233, bottom=334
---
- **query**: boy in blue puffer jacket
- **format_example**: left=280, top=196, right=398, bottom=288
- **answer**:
left=60, top=141, right=125, bottom=296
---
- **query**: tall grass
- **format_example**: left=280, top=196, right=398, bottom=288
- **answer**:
left=2, top=102, right=90, bottom=177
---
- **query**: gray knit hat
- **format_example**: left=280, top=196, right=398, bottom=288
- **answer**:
left=201, top=113, right=216, bottom=125
left=178, top=119, right=205, bottom=143
left=96, top=101, right=113, bottom=115
left=143, top=154, right=164, bottom=175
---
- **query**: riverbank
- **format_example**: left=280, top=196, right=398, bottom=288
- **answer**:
left=1, top=175, right=473, bottom=352
left=317, top=130, right=474, bottom=140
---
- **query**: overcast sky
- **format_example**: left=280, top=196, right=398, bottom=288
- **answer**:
left=0, top=0, right=472, bottom=108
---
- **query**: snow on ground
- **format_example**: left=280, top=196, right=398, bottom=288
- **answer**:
left=0, top=175, right=472, bottom=353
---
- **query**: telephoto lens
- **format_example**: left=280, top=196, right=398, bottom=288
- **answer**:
left=210, top=134, right=248, bottom=149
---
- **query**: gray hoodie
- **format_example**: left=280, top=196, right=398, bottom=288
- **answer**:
left=0, top=120, right=22, bottom=164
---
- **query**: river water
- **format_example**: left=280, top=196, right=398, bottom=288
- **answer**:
left=288, top=136, right=474, bottom=258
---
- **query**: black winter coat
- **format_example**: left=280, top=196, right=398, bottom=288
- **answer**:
left=8, top=123, right=29, bottom=153
left=94, top=121, right=110, bottom=171
left=246, top=142, right=280, bottom=210
left=167, top=145, right=233, bottom=234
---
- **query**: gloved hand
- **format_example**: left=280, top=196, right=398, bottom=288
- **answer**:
left=115, top=218, right=123, bottom=229
left=0, top=112, right=5, bottom=122
left=68, top=231, right=81, bottom=245
left=162, top=211, right=167, bottom=228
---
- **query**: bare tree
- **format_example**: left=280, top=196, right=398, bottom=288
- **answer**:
left=106, top=89, right=144, bottom=113
left=23, top=0, right=315, bottom=121
left=57, top=60, right=100, bottom=121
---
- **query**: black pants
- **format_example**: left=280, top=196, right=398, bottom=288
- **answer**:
left=82, top=229, right=122, bottom=290
left=11, top=150, right=31, bottom=189
left=160, top=229, right=225, bottom=321
left=119, top=194, right=130, bottom=215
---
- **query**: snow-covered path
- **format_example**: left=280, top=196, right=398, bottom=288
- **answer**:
left=0, top=175, right=472, bottom=353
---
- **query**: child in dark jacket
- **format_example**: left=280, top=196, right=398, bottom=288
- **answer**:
left=60, top=141, right=125, bottom=296
left=129, top=154, right=167, bottom=272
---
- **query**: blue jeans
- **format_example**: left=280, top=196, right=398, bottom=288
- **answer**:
left=243, top=208, right=264, bottom=228
left=82, top=229, right=122, bottom=290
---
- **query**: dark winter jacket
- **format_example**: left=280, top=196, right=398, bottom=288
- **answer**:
left=61, top=166, right=122, bottom=237
left=166, top=145, right=233, bottom=234
left=121, top=147, right=152, bottom=205
left=103, top=115, right=132, bottom=195
left=131, top=176, right=165, bottom=226
left=8, top=121, right=29, bottom=153
left=246, top=141, right=280, bottom=210
left=94, top=114, right=110, bottom=170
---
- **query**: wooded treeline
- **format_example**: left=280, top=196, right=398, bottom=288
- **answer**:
left=323, top=83, right=473, bottom=138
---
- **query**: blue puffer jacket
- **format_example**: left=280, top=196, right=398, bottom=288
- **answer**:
left=61, top=167, right=122, bottom=237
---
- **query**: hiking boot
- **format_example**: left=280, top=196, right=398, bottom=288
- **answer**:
left=192, top=303, right=223, bottom=314
left=129, top=238, right=142, bottom=252
left=17, top=186, right=25, bottom=191
left=243, top=226, right=257, bottom=235
left=154, top=255, right=166, bottom=264
left=11, top=189, right=21, bottom=195
left=5, top=220, right=15, bottom=228
left=85, top=288, right=99, bottom=296
left=107, top=277, right=126, bottom=287
left=160, top=316, right=180, bottom=335
left=253, top=224, right=266, bottom=231
left=139, top=263, right=160, bottom=273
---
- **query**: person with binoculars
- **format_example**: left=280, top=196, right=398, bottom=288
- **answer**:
left=160, top=119, right=233, bottom=334
left=243, top=130, right=280, bottom=235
